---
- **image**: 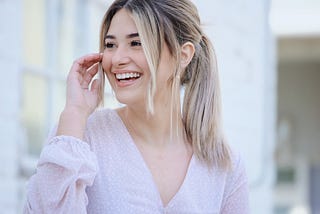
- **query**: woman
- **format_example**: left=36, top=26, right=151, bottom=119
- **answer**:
left=24, top=0, right=249, bottom=213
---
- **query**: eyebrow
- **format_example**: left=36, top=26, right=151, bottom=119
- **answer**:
left=105, top=33, right=139, bottom=39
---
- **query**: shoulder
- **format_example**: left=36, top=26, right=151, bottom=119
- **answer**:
left=218, top=147, right=250, bottom=212
left=84, top=108, right=123, bottom=141
left=208, top=146, right=247, bottom=188
left=229, top=147, right=246, bottom=174
left=86, top=108, right=120, bottom=130
left=226, top=146, right=247, bottom=182
left=87, top=108, right=116, bottom=123
left=223, top=146, right=248, bottom=198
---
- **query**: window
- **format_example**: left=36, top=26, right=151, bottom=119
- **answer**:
left=21, top=0, right=116, bottom=167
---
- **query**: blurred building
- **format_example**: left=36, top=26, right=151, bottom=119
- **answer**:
left=6, top=0, right=320, bottom=214
left=271, top=0, right=320, bottom=213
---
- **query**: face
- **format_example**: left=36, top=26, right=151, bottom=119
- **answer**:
left=102, top=9, right=175, bottom=109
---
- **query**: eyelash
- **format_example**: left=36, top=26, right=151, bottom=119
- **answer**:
left=130, top=40, right=141, bottom=46
left=105, top=42, right=115, bottom=48
left=104, top=40, right=142, bottom=49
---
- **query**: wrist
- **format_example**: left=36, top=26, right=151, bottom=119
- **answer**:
left=64, top=104, right=92, bottom=118
left=56, top=108, right=89, bottom=140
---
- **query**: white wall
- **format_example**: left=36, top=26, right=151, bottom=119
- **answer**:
left=0, top=0, right=23, bottom=213
left=270, top=0, right=320, bottom=36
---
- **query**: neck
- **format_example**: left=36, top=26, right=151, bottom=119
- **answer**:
left=117, top=103, right=186, bottom=147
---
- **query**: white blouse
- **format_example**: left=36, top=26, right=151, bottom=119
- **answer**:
left=24, top=109, right=249, bottom=214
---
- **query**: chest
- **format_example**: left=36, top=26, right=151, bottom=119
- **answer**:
left=87, top=139, right=226, bottom=213
left=140, top=148, right=193, bottom=206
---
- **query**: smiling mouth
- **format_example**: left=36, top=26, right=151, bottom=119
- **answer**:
left=115, top=72, right=141, bottom=82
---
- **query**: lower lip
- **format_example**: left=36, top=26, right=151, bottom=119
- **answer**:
left=115, top=77, right=140, bottom=88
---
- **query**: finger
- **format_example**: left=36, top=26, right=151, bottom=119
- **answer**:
left=87, top=62, right=100, bottom=76
left=71, top=53, right=103, bottom=75
left=91, top=78, right=101, bottom=94
left=81, top=63, right=99, bottom=89
left=75, top=53, right=103, bottom=69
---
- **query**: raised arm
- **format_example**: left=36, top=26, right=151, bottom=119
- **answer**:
left=57, top=53, right=103, bottom=140
left=23, top=53, right=103, bottom=213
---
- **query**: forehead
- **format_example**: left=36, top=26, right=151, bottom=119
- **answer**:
left=107, top=9, right=138, bottom=36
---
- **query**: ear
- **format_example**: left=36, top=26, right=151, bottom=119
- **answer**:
left=180, top=42, right=195, bottom=69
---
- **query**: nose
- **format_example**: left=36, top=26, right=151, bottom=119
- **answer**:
left=111, top=45, right=130, bottom=67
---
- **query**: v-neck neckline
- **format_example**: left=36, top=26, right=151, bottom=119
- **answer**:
left=112, top=109, right=195, bottom=209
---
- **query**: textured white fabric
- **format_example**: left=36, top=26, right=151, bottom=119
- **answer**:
left=24, top=109, right=249, bottom=214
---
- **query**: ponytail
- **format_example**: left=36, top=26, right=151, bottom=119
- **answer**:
left=182, top=35, right=231, bottom=168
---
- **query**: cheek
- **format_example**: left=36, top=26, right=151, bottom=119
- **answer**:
left=135, top=54, right=150, bottom=74
left=102, top=52, right=112, bottom=70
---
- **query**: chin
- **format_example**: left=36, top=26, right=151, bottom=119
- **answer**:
left=114, top=91, right=145, bottom=108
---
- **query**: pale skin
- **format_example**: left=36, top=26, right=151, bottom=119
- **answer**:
left=57, top=9, right=195, bottom=206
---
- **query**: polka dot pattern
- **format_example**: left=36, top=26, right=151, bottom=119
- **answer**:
left=24, top=109, right=249, bottom=214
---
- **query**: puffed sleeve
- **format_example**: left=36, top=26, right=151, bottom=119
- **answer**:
left=23, top=135, right=99, bottom=214
left=221, top=154, right=250, bottom=214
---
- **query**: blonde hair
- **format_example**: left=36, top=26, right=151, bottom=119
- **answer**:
left=99, top=0, right=231, bottom=169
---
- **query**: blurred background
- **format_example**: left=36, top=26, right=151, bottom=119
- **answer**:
left=0, top=0, right=319, bottom=213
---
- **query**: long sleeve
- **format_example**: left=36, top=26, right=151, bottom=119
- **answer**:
left=23, top=136, right=99, bottom=214
left=221, top=154, right=250, bottom=214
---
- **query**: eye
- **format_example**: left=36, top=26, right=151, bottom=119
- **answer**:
left=130, top=40, right=142, bottom=47
left=105, top=42, right=116, bottom=49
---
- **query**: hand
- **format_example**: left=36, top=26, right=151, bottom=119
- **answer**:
left=65, top=53, right=103, bottom=117
left=57, top=53, right=103, bottom=140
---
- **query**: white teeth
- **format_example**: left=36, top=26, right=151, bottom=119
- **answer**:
left=116, top=72, right=141, bottom=80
